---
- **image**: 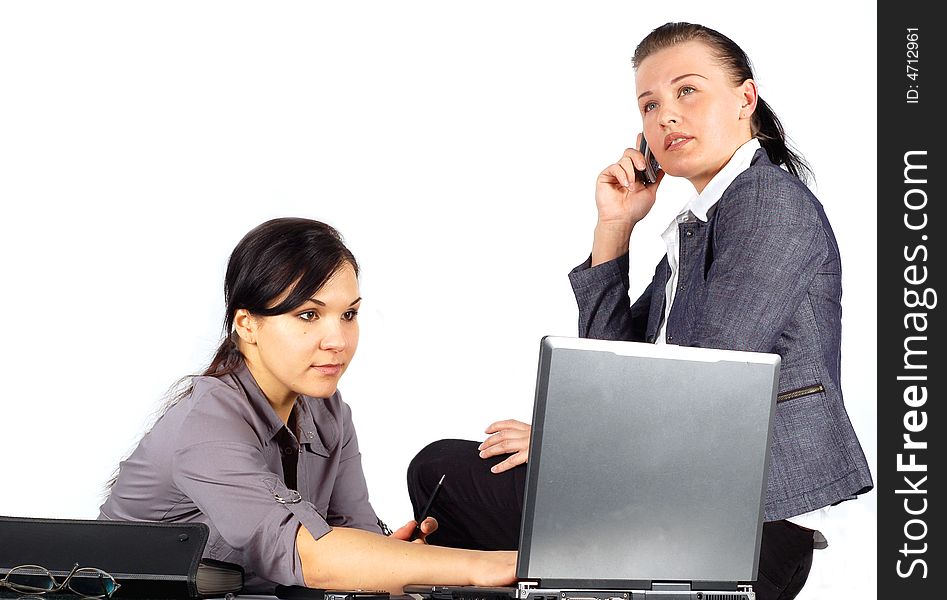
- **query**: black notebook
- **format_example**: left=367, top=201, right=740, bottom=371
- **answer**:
left=0, top=516, right=243, bottom=599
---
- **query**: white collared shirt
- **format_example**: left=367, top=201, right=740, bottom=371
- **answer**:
left=654, top=138, right=762, bottom=345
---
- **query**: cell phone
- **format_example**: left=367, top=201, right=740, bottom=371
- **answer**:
left=635, top=136, right=661, bottom=185
left=275, top=585, right=389, bottom=600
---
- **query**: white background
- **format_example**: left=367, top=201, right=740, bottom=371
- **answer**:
left=0, top=2, right=876, bottom=598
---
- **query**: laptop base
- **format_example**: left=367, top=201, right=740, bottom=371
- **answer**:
left=404, top=582, right=755, bottom=600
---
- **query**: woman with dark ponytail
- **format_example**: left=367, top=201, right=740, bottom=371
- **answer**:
left=407, top=22, right=872, bottom=600
left=100, top=218, right=516, bottom=594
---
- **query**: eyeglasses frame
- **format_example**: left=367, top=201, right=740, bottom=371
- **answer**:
left=0, top=563, right=121, bottom=599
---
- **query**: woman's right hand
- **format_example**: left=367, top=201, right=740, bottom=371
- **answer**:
left=591, top=139, right=665, bottom=265
left=595, top=142, right=664, bottom=227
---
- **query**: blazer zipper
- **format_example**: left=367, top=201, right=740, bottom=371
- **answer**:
left=777, top=383, right=825, bottom=403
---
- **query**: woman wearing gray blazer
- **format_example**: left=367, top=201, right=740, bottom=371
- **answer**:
left=408, top=22, right=872, bottom=600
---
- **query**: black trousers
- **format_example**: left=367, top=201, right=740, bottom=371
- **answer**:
left=408, top=439, right=814, bottom=600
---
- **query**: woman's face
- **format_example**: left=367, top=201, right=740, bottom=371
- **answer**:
left=635, top=40, right=755, bottom=193
left=242, top=263, right=360, bottom=405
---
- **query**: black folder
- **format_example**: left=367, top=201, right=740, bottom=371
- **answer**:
left=0, top=516, right=243, bottom=599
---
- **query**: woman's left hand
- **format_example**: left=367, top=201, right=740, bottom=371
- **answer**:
left=390, top=517, right=438, bottom=543
left=480, top=419, right=531, bottom=473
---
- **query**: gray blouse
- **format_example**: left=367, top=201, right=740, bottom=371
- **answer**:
left=98, top=361, right=381, bottom=592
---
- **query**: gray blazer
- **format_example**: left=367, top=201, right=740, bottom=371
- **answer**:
left=569, top=149, right=873, bottom=521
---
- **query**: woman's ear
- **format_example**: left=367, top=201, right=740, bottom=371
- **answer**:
left=233, top=308, right=257, bottom=345
left=739, top=78, right=759, bottom=120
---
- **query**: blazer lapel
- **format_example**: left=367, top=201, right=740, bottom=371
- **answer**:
left=645, top=257, right=669, bottom=343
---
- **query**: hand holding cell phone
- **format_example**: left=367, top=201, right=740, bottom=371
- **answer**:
left=593, top=134, right=663, bottom=237
left=634, top=136, right=661, bottom=185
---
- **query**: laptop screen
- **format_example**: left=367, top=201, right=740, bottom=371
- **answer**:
left=516, top=337, right=779, bottom=587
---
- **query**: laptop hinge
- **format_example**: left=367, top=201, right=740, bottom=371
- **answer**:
left=650, top=583, right=690, bottom=592
left=689, top=581, right=738, bottom=591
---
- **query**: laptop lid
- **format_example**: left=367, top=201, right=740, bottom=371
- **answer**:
left=516, top=336, right=780, bottom=589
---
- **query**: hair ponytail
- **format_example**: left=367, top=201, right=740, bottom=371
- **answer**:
left=162, top=333, right=245, bottom=408
left=753, top=98, right=813, bottom=184
left=203, top=333, right=244, bottom=379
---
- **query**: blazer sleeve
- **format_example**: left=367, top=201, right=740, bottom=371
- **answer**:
left=568, top=253, right=652, bottom=342
left=685, top=173, right=830, bottom=353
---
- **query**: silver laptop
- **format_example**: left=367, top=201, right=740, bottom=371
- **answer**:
left=408, top=336, right=780, bottom=600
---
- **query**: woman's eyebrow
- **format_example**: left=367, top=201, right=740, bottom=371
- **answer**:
left=670, top=72, right=707, bottom=84
left=304, top=297, right=362, bottom=306
left=637, top=73, right=708, bottom=100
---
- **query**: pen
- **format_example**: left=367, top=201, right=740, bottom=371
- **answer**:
left=410, top=473, right=445, bottom=541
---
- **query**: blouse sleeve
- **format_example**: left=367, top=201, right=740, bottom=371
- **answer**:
left=171, top=389, right=331, bottom=586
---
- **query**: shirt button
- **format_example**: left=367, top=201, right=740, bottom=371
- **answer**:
left=283, top=447, right=296, bottom=456
left=685, top=230, right=694, bottom=237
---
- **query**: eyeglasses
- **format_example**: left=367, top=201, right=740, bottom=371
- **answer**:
left=0, top=564, right=121, bottom=599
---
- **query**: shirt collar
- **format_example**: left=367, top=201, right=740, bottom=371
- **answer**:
left=678, top=138, right=762, bottom=222
left=232, top=360, right=327, bottom=452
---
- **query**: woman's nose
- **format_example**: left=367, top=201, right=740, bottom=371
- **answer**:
left=657, top=105, right=679, bottom=127
left=320, top=323, right=346, bottom=351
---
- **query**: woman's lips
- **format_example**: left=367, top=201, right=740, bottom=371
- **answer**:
left=312, top=364, right=342, bottom=376
left=664, top=133, right=692, bottom=151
